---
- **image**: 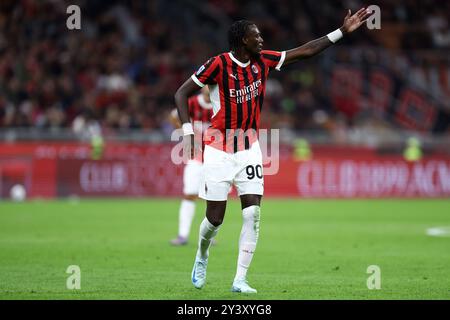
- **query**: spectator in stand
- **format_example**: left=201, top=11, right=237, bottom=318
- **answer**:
left=0, top=0, right=448, bottom=136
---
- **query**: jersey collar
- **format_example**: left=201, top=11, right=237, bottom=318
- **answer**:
left=228, top=52, right=250, bottom=68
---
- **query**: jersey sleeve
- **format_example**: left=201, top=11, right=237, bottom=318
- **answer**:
left=260, top=50, right=286, bottom=71
left=191, top=56, right=221, bottom=87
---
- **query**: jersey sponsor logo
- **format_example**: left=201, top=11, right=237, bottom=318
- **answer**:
left=230, top=73, right=238, bottom=80
left=229, top=79, right=262, bottom=103
left=251, top=65, right=258, bottom=74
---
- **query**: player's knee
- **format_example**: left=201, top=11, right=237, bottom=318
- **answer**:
left=206, top=201, right=226, bottom=226
left=243, top=205, right=260, bottom=223
left=206, top=209, right=224, bottom=226
left=207, top=216, right=223, bottom=227
left=241, top=194, right=261, bottom=209
left=242, top=205, right=260, bottom=241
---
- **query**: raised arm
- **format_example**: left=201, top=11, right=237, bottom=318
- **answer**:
left=284, top=8, right=371, bottom=66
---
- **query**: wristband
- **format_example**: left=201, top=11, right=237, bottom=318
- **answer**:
left=182, top=123, right=194, bottom=135
left=327, top=28, right=343, bottom=43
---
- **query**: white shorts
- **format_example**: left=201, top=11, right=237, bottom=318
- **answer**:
left=183, top=160, right=203, bottom=195
left=199, top=142, right=264, bottom=201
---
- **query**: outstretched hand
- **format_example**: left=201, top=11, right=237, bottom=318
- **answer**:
left=341, top=8, right=372, bottom=34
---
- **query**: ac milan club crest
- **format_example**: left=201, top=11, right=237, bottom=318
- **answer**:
left=251, top=65, right=258, bottom=74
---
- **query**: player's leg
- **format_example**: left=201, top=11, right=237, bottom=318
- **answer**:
left=231, top=143, right=264, bottom=293
left=231, top=194, right=261, bottom=293
left=170, top=160, right=202, bottom=246
left=196, top=200, right=227, bottom=261
left=192, top=200, right=228, bottom=289
left=192, top=145, right=232, bottom=289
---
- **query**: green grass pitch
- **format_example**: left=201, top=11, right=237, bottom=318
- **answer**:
left=0, top=198, right=449, bottom=300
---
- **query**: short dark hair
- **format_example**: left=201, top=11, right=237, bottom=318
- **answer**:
left=228, top=20, right=256, bottom=50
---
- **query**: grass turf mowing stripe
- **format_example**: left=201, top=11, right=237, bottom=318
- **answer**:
left=0, top=199, right=449, bottom=299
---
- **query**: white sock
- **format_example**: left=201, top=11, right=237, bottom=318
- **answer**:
left=178, top=199, right=196, bottom=238
left=196, top=217, right=221, bottom=261
left=234, top=205, right=260, bottom=282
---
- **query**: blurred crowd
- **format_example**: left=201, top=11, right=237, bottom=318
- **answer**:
left=0, top=0, right=449, bottom=138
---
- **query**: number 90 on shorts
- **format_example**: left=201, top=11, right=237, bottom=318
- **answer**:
left=199, top=142, right=264, bottom=201
left=245, top=165, right=263, bottom=180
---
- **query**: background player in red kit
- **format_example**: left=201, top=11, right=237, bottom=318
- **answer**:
left=175, top=8, right=372, bottom=293
left=169, top=86, right=213, bottom=246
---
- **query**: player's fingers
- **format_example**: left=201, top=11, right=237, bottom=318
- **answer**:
left=358, top=8, right=370, bottom=19
left=346, top=9, right=351, bottom=18
left=362, top=14, right=371, bottom=23
left=363, top=10, right=373, bottom=20
left=355, top=7, right=366, bottom=17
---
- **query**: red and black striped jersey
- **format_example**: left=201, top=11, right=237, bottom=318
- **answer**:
left=191, top=50, right=285, bottom=153
left=188, top=94, right=213, bottom=127
left=188, top=94, right=212, bottom=163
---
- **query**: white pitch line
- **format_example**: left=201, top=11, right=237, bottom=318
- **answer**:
left=426, top=227, right=450, bottom=237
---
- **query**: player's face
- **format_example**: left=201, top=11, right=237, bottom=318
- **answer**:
left=244, top=25, right=264, bottom=56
